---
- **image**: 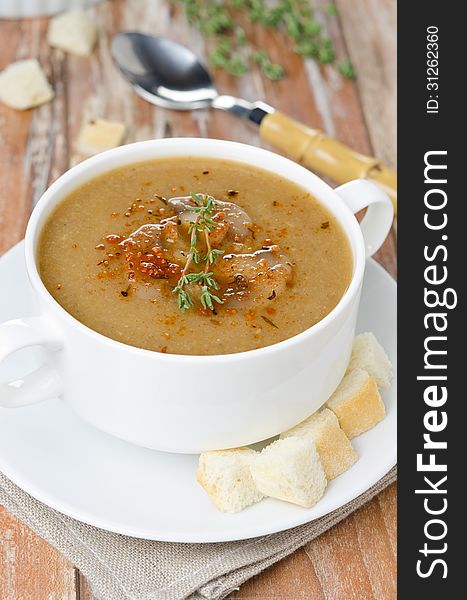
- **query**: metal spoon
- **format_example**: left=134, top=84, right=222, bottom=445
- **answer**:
left=111, top=32, right=397, bottom=209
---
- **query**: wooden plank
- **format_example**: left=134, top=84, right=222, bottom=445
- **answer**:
left=353, top=485, right=397, bottom=600
left=0, top=19, right=33, bottom=254
left=0, top=506, right=76, bottom=600
left=306, top=515, right=376, bottom=599
left=335, top=0, right=397, bottom=278
left=233, top=548, right=326, bottom=599
left=336, top=0, right=397, bottom=168
left=378, top=482, right=397, bottom=556
left=299, top=486, right=396, bottom=600
left=77, top=572, right=95, bottom=600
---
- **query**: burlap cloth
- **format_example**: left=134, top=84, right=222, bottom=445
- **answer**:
left=0, top=467, right=396, bottom=599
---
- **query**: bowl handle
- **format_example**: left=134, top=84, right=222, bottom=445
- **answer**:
left=334, top=179, right=394, bottom=257
left=0, top=316, right=63, bottom=408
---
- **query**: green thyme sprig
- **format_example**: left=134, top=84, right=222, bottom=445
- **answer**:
left=252, top=50, right=285, bottom=80
left=337, top=57, right=356, bottom=80
left=173, top=275, right=195, bottom=311
left=172, top=193, right=224, bottom=312
left=177, top=0, right=356, bottom=81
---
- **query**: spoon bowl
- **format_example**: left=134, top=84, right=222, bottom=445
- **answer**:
left=111, top=32, right=218, bottom=110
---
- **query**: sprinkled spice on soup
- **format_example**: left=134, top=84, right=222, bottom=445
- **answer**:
left=38, top=158, right=353, bottom=355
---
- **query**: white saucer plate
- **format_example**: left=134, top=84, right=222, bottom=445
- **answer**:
left=0, top=242, right=396, bottom=543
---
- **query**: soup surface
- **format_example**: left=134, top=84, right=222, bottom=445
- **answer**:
left=39, top=158, right=353, bottom=355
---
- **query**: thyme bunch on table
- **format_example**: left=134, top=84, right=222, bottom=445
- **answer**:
left=177, top=0, right=356, bottom=80
left=172, top=193, right=224, bottom=312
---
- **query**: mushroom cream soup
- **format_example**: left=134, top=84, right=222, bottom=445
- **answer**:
left=38, top=158, right=353, bottom=355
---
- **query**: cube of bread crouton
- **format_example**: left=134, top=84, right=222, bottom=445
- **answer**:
left=77, top=119, right=126, bottom=156
left=326, top=368, right=385, bottom=438
left=280, top=408, right=358, bottom=479
left=0, top=59, right=54, bottom=110
left=197, top=448, right=263, bottom=513
left=250, top=437, right=327, bottom=508
left=347, top=332, right=392, bottom=389
left=48, top=9, right=97, bottom=56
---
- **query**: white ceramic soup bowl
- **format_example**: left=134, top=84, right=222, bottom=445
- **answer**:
left=0, top=138, right=393, bottom=453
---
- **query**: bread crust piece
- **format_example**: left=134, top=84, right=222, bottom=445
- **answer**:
left=197, top=448, right=263, bottom=513
left=0, top=59, right=54, bottom=110
left=326, top=368, right=386, bottom=438
left=347, top=332, right=393, bottom=389
left=281, top=408, right=358, bottom=479
left=250, top=437, right=327, bottom=508
left=77, top=119, right=126, bottom=155
left=47, top=9, right=97, bottom=56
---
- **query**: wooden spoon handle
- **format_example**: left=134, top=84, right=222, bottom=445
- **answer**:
left=259, top=111, right=397, bottom=213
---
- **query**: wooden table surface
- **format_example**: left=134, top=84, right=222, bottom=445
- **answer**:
left=0, top=1, right=396, bottom=598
